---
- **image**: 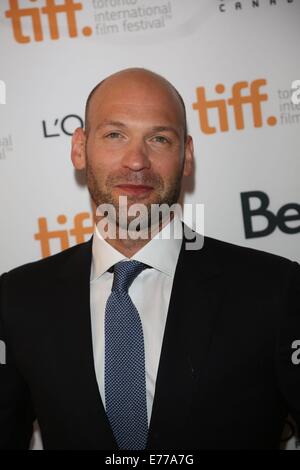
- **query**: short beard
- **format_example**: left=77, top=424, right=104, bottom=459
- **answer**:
left=86, top=158, right=184, bottom=232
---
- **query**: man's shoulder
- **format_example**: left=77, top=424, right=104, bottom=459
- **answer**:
left=204, top=235, right=290, bottom=262
left=191, top=232, right=298, bottom=274
left=1, top=238, right=92, bottom=284
left=185, top=234, right=299, bottom=291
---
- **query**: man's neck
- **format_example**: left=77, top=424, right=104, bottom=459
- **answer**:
left=96, top=213, right=175, bottom=258
left=104, top=237, right=150, bottom=258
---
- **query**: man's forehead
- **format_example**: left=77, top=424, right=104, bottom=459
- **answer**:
left=85, top=69, right=187, bottom=139
left=90, top=101, right=183, bottom=132
left=91, top=85, right=181, bottom=109
left=91, top=99, right=180, bottom=114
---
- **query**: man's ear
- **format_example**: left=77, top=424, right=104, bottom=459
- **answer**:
left=71, top=127, right=86, bottom=170
left=183, top=135, right=194, bottom=177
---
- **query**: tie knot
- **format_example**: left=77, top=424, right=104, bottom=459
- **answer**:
left=111, top=260, right=149, bottom=293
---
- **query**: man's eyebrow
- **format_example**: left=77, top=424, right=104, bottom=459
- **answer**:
left=149, top=126, right=180, bottom=139
left=95, top=120, right=127, bottom=131
left=95, top=121, right=181, bottom=138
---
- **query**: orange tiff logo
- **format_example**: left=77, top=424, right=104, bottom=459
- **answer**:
left=5, top=0, right=92, bottom=43
left=34, top=212, right=95, bottom=258
left=193, top=79, right=277, bottom=134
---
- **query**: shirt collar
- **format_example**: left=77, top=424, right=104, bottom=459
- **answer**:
left=90, top=214, right=183, bottom=281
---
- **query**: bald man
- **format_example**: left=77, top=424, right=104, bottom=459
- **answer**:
left=0, top=68, right=299, bottom=451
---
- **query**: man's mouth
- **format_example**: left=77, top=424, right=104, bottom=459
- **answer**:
left=114, top=184, right=154, bottom=196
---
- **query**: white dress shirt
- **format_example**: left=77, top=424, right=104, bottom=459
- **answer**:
left=90, top=214, right=183, bottom=425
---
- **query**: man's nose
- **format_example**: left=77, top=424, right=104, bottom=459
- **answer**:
left=121, top=138, right=151, bottom=171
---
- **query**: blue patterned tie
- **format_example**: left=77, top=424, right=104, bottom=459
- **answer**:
left=104, top=260, right=149, bottom=450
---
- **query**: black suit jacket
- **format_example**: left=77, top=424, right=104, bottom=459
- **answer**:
left=0, top=225, right=299, bottom=450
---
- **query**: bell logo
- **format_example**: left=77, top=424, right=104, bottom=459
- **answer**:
left=193, top=79, right=277, bottom=134
left=5, top=0, right=92, bottom=44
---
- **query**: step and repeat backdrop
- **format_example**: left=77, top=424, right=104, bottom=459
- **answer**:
left=0, top=0, right=299, bottom=450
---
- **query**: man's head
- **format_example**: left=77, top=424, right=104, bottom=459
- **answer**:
left=84, top=69, right=188, bottom=143
left=71, top=67, right=194, bottom=230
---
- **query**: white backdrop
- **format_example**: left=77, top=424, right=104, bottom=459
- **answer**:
left=1, top=0, right=299, bottom=450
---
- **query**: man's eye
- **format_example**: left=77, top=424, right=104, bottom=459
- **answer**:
left=152, top=135, right=169, bottom=144
left=105, top=132, right=122, bottom=139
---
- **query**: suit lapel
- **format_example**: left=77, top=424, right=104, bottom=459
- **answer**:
left=147, top=225, right=225, bottom=449
left=58, top=238, right=117, bottom=449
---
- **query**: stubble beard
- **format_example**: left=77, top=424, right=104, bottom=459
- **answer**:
left=86, top=159, right=184, bottom=236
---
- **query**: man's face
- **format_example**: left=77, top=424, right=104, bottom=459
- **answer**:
left=75, top=73, right=193, bottom=229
